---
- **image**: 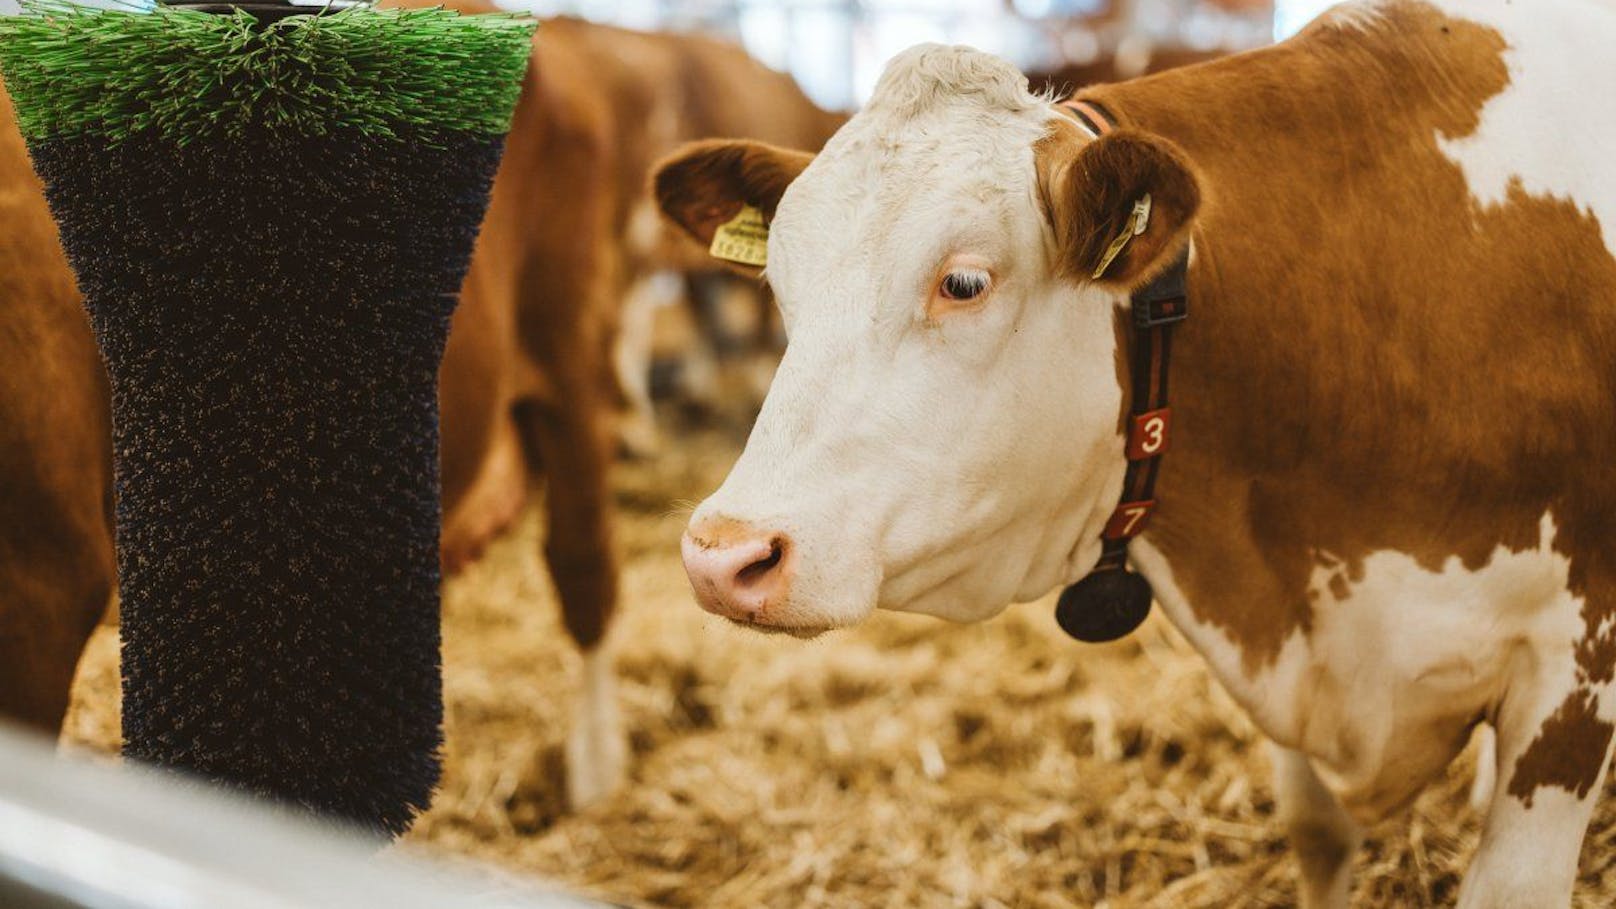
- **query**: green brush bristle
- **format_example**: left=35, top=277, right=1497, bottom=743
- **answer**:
left=0, top=1, right=536, bottom=144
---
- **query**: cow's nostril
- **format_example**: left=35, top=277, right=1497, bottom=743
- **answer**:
left=681, top=523, right=794, bottom=621
left=735, top=536, right=786, bottom=586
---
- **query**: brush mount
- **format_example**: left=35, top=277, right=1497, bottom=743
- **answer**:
left=160, top=0, right=367, bottom=22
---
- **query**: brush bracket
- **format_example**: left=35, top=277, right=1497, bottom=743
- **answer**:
left=160, top=0, right=368, bottom=22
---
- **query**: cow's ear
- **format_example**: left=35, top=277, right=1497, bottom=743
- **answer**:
left=1038, top=126, right=1200, bottom=290
left=653, top=139, right=815, bottom=251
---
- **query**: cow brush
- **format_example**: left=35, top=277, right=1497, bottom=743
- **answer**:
left=0, top=0, right=532, bottom=836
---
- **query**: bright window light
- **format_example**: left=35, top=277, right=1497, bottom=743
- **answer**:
left=1274, top=0, right=1339, bottom=39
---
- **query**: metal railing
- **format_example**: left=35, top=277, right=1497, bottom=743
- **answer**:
left=0, top=724, right=607, bottom=909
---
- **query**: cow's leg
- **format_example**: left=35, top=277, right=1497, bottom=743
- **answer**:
left=1469, top=722, right=1498, bottom=812
left=515, top=383, right=623, bottom=808
left=512, top=263, right=624, bottom=808
left=0, top=441, right=114, bottom=732
left=439, top=278, right=524, bottom=574
left=1272, top=742, right=1360, bottom=909
left=671, top=272, right=729, bottom=411
left=611, top=270, right=679, bottom=459
left=1458, top=668, right=1615, bottom=908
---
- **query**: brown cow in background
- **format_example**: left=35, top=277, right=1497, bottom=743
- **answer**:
left=436, top=9, right=842, bottom=805
left=0, top=85, right=114, bottom=739
left=0, top=9, right=839, bottom=809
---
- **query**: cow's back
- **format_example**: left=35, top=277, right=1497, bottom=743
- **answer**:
left=669, top=29, right=846, bottom=151
left=1426, top=0, right=1616, bottom=284
left=530, top=17, right=842, bottom=256
left=1082, top=0, right=1616, bottom=512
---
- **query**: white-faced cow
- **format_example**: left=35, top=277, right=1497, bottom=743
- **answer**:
left=654, top=1, right=1616, bottom=905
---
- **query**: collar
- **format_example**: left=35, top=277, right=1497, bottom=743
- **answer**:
left=1050, top=98, right=1191, bottom=643
left=1058, top=98, right=1115, bottom=139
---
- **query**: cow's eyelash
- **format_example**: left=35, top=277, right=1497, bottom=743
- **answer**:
left=940, top=268, right=991, bottom=301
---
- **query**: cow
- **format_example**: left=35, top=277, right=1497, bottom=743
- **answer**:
left=653, top=1, right=1616, bottom=904
left=428, top=9, right=841, bottom=805
left=0, top=10, right=837, bottom=811
left=0, top=83, right=115, bottom=743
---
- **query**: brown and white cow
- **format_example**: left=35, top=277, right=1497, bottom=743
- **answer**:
left=0, top=11, right=837, bottom=810
left=656, top=1, right=1616, bottom=903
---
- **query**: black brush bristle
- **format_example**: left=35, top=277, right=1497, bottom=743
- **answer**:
left=27, top=127, right=503, bottom=836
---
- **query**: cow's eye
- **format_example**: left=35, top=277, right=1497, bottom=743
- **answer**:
left=940, top=268, right=991, bottom=301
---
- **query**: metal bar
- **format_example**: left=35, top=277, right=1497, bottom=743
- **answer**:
left=0, top=724, right=607, bottom=909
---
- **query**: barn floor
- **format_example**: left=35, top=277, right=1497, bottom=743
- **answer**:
left=61, top=419, right=1616, bottom=908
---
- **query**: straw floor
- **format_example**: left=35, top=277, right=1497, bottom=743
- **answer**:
left=61, top=419, right=1616, bottom=907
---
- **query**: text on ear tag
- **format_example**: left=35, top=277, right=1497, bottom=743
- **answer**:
left=1091, top=193, right=1153, bottom=280
left=710, top=204, right=769, bottom=267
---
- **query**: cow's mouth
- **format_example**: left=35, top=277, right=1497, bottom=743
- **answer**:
left=727, top=616, right=831, bottom=640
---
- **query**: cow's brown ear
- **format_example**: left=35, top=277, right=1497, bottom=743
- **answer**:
left=653, top=139, right=815, bottom=250
left=1038, top=127, right=1200, bottom=290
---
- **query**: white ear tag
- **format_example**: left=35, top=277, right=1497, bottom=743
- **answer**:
left=1091, top=193, right=1153, bottom=280
left=1131, top=194, right=1152, bottom=235
left=709, top=204, right=769, bottom=267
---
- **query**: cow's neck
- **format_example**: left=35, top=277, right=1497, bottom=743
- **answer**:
left=1066, top=6, right=1616, bottom=733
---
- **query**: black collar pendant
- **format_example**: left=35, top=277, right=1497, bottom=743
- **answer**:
left=1055, top=252, right=1190, bottom=643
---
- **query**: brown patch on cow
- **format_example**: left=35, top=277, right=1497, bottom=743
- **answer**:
left=1508, top=689, right=1616, bottom=808
left=1578, top=628, right=1616, bottom=687
left=1072, top=4, right=1616, bottom=672
left=1327, top=574, right=1350, bottom=602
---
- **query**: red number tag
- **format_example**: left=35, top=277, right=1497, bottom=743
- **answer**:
left=1103, top=500, right=1156, bottom=540
left=1126, top=407, right=1171, bottom=460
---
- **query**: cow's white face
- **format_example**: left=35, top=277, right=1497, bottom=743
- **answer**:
left=657, top=45, right=1200, bottom=635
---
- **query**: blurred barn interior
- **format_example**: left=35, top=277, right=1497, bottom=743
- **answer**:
left=25, top=0, right=1616, bottom=907
left=500, top=0, right=1279, bottom=111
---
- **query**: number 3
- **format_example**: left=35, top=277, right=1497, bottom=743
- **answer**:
left=1140, top=416, right=1166, bottom=454
left=1126, top=408, right=1171, bottom=460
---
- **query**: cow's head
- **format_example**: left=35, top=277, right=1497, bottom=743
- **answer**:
left=655, top=45, right=1200, bottom=635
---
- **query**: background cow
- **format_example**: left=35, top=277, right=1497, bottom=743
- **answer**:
left=437, top=9, right=842, bottom=804
left=656, top=0, right=1616, bottom=904
left=0, top=85, right=113, bottom=737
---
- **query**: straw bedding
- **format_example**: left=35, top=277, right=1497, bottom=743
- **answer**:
left=62, top=421, right=1616, bottom=906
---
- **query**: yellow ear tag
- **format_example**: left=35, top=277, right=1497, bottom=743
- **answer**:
left=1091, top=194, right=1153, bottom=280
left=709, top=204, right=769, bottom=267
